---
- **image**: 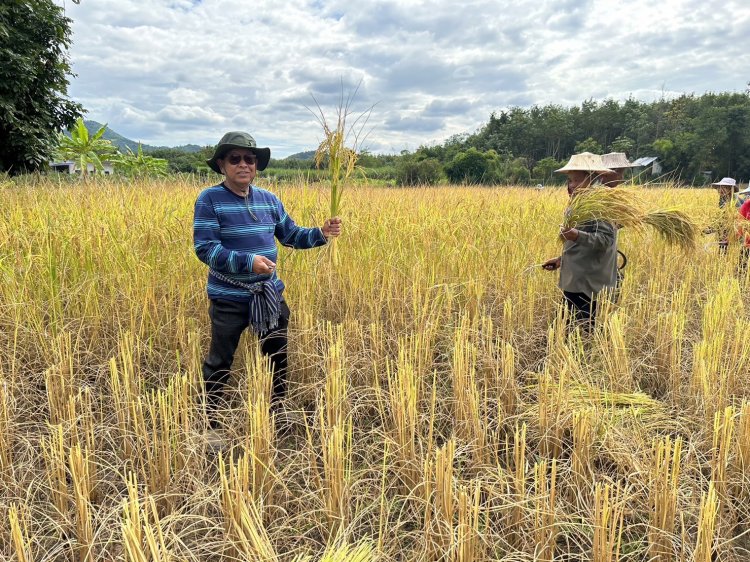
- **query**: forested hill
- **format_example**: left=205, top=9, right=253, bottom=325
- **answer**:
left=81, top=121, right=202, bottom=154
left=414, top=92, right=750, bottom=182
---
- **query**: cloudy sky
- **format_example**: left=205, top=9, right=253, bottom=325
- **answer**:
left=57, top=0, right=749, bottom=157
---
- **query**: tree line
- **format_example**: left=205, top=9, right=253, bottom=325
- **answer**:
left=400, top=93, right=750, bottom=186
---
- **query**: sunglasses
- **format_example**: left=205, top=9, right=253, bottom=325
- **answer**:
left=226, top=153, right=258, bottom=166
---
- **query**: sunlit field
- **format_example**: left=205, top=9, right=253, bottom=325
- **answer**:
left=1, top=176, right=749, bottom=561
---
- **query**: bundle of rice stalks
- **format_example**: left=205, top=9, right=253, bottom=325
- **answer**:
left=643, top=209, right=699, bottom=250
left=310, top=83, right=372, bottom=265
left=562, top=188, right=645, bottom=231
left=562, top=187, right=698, bottom=249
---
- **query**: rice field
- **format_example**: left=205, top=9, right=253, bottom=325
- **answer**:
left=1, top=176, right=749, bottom=561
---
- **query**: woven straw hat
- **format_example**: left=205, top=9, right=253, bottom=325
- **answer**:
left=555, top=152, right=613, bottom=174
left=601, top=152, right=636, bottom=169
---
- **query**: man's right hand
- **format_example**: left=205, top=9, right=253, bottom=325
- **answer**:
left=252, top=255, right=276, bottom=275
left=542, top=257, right=561, bottom=271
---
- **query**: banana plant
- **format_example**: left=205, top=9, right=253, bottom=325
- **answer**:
left=55, top=118, right=117, bottom=178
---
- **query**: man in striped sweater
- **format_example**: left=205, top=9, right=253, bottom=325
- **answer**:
left=194, top=131, right=342, bottom=429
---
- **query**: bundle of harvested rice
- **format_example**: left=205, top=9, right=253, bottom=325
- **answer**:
left=643, top=209, right=699, bottom=250
left=562, top=187, right=698, bottom=249
left=562, top=187, right=645, bottom=231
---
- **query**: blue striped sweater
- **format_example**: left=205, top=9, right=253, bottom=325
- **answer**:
left=193, top=183, right=327, bottom=301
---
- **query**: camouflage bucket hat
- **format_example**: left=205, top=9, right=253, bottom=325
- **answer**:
left=206, top=131, right=271, bottom=173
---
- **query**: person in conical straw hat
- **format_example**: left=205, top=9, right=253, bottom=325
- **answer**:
left=194, top=131, right=343, bottom=443
left=600, top=152, right=637, bottom=188
left=542, top=152, right=618, bottom=329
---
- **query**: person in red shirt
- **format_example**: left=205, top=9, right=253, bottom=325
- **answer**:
left=738, top=196, right=750, bottom=274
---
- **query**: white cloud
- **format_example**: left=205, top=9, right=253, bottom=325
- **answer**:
left=55, top=0, right=750, bottom=156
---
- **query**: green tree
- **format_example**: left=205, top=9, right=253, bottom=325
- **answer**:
left=445, top=148, right=491, bottom=184
left=112, top=143, right=168, bottom=178
left=532, top=157, right=564, bottom=184
left=56, top=118, right=117, bottom=177
left=505, top=157, right=531, bottom=184
left=0, top=0, right=83, bottom=173
left=574, top=137, right=603, bottom=154
left=610, top=136, right=635, bottom=155
left=396, top=157, right=442, bottom=186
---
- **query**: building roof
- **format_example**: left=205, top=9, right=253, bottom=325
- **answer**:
left=632, top=156, right=659, bottom=166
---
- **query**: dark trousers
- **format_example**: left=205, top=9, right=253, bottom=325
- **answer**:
left=202, top=298, right=291, bottom=425
left=563, top=291, right=597, bottom=330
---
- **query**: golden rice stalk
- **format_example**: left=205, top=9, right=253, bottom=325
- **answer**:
left=318, top=399, right=353, bottom=534
left=596, top=311, right=633, bottom=392
left=386, top=350, right=421, bottom=492
left=422, top=454, right=435, bottom=559
left=45, top=331, right=75, bottom=425
left=68, top=444, right=94, bottom=561
left=451, top=325, right=485, bottom=461
left=219, top=453, right=279, bottom=561
left=572, top=408, right=595, bottom=485
left=122, top=472, right=173, bottom=562
left=133, top=374, right=191, bottom=513
left=736, top=401, right=750, bottom=479
left=498, top=340, right=519, bottom=419
left=480, top=314, right=518, bottom=420
left=694, top=483, right=719, bottom=562
left=537, top=367, right=566, bottom=459
left=143, top=390, right=173, bottom=506
left=109, top=336, right=144, bottom=462
left=423, top=439, right=456, bottom=557
left=318, top=542, right=376, bottom=562
left=455, top=480, right=484, bottom=562
left=556, top=382, right=664, bottom=412
left=509, top=422, right=527, bottom=549
left=9, top=503, right=34, bottom=562
left=434, top=439, right=455, bottom=534
left=0, top=378, right=12, bottom=472
left=122, top=473, right=143, bottom=562
left=532, top=459, right=557, bottom=562
left=75, top=388, right=97, bottom=465
left=654, top=311, right=687, bottom=398
left=648, top=435, right=682, bottom=562
left=642, top=208, right=699, bottom=250
left=42, top=423, right=69, bottom=517
left=592, top=482, right=624, bottom=562
left=245, top=351, right=275, bottom=505
left=185, top=330, right=203, bottom=391
left=711, top=406, right=735, bottom=505
left=325, top=322, right=348, bottom=430
left=691, top=340, right=725, bottom=421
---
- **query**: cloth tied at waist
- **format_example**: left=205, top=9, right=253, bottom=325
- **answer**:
left=209, top=269, right=280, bottom=333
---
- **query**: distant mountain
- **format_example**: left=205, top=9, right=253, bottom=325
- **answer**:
left=285, top=150, right=316, bottom=161
left=80, top=120, right=203, bottom=153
